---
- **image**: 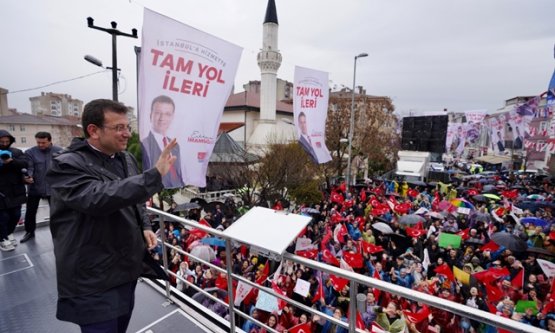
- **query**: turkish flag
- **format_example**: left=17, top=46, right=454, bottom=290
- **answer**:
left=312, top=275, right=324, bottom=303
left=335, top=223, right=348, bottom=244
left=371, top=207, right=387, bottom=217
left=256, top=262, right=270, bottom=285
left=403, top=305, right=430, bottom=324
left=331, top=212, right=344, bottom=224
left=480, top=240, right=500, bottom=252
left=407, top=188, right=419, bottom=198
left=289, top=322, right=312, bottom=333
left=473, top=267, right=510, bottom=285
left=189, top=228, right=208, bottom=239
left=346, top=309, right=366, bottom=330
left=296, top=248, right=319, bottom=260
left=331, top=192, right=345, bottom=204
left=343, top=252, right=364, bottom=268
left=467, top=189, right=479, bottom=196
left=321, top=228, right=333, bottom=250
left=485, top=283, right=504, bottom=303
left=361, top=240, right=384, bottom=254
left=406, top=227, right=426, bottom=238
left=434, top=263, right=455, bottom=281
left=215, top=273, right=228, bottom=290
left=501, top=189, right=518, bottom=199
left=372, top=270, right=381, bottom=300
left=456, top=228, right=469, bottom=240
left=360, top=191, right=367, bottom=202
left=330, top=274, right=349, bottom=291
left=271, top=280, right=288, bottom=310
left=389, top=196, right=399, bottom=205
left=198, top=218, right=211, bottom=228
left=512, top=268, right=524, bottom=289
left=339, top=182, right=347, bottom=193
left=322, top=249, right=340, bottom=266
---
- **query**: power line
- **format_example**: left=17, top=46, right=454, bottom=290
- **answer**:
left=2, top=70, right=108, bottom=95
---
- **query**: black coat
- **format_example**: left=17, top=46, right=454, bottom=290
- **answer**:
left=0, top=135, right=27, bottom=209
left=46, top=138, right=164, bottom=300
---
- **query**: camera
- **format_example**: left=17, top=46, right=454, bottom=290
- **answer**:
left=0, top=150, right=12, bottom=160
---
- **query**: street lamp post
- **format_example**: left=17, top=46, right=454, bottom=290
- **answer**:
left=346, top=53, right=368, bottom=192
left=86, top=17, right=137, bottom=101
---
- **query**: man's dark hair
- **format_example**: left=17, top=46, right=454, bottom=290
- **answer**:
left=35, top=131, right=52, bottom=141
left=298, top=111, right=306, bottom=120
left=150, top=95, right=175, bottom=117
left=82, top=99, right=128, bottom=138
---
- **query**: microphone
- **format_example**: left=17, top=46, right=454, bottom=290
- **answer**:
left=21, top=168, right=29, bottom=176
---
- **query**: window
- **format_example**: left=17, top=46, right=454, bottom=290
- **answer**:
left=21, top=137, right=27, bottom=144
left=19, top=125, right=25, bottom=131
left=8, top=124, right=15, bottom=131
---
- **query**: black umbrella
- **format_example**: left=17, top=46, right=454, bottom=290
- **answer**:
left=388, top=233, right=412, bottom=249
left=190, top=197, right=208, bottom=207
left=472, top=195, right=488, bottom=203
left=491, top=232, right=528, bottom=252
left=205, top=201, right=225, bottom=213
left=526, top=247, right=555, bottom=257
left=373, top=216, right=390, bottom=223
left=482, top=185, right=497, bottom=193
left=470, top=212, right=490, bottom=224
left=407, top=180, right=427, bottom=187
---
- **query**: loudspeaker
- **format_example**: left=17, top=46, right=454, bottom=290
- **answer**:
left=401, top=115, right=448, bottom=153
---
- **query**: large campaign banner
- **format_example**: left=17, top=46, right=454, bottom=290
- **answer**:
left=293, top=66, right=332, bottom=164
left=464, top=110, right=486, bottom=148
left=487, top=113, right=506, bottom=154
left=446, top=123, right=465, bottom=157
left=138, top=9, right=242, bottom=187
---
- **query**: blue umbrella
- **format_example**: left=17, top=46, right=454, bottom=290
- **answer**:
left=200, top=237, right=226, bottom=247
left=521, top=217, right=550, bottom=228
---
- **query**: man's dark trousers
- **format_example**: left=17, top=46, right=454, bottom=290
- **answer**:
left=24, top=195, right=45, bottom=234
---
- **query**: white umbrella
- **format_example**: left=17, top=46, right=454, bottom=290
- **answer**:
left=372, top=222, right=394, bottom=234
left=190, top=245, right=216, bottom=263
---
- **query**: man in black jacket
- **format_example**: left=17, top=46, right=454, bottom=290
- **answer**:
left=0, top=129, right=27, bottom=251
left=46, top=99, right=177, bottom=332
left=21, top=131, right=63, bottom=243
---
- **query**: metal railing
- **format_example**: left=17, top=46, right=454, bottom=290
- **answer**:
left=148, top=207, right=548, bottom=333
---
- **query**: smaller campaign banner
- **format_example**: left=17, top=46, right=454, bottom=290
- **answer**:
left=293, top=66, right=332, bottom=164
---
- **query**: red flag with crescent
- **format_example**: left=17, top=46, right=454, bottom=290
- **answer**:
left=330, top=274, right=349, bottom=291
left=289, top=322, right=312, bottom=333
left=343, top=251, right=364, bottom=268
left=322, top=249, right=340, bottom=266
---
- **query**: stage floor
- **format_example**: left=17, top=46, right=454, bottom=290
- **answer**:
left=0, top=225, right=211, bottom=333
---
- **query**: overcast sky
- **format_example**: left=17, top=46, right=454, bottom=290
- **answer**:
left=2, top=0, right=554, bottom=116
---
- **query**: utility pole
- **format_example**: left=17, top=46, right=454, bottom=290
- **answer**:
left=87, top=17, right=137, bottom=101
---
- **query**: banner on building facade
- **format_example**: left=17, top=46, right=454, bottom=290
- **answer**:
left=293, top=66, right=332, bottom=164
left=487, top=114, right=507, bottom=154
left=446, top=123, right=465, bottom=157
left=464, top=110, right=486, bottom=148
left=138, top=9, right=242, bottom=187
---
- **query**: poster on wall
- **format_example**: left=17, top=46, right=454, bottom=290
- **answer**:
left=138, top=9, right=242, bottom=188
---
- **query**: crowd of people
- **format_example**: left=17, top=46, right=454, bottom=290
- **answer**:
left=154, top=169, right=555, bottom=333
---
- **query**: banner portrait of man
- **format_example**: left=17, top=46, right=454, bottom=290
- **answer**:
left=141, top=95, right=184, bottom=188
left=293, top=66, right=332, bottom=164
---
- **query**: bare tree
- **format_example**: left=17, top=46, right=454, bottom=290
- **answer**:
left=321, top=89, right=400, bottom=184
